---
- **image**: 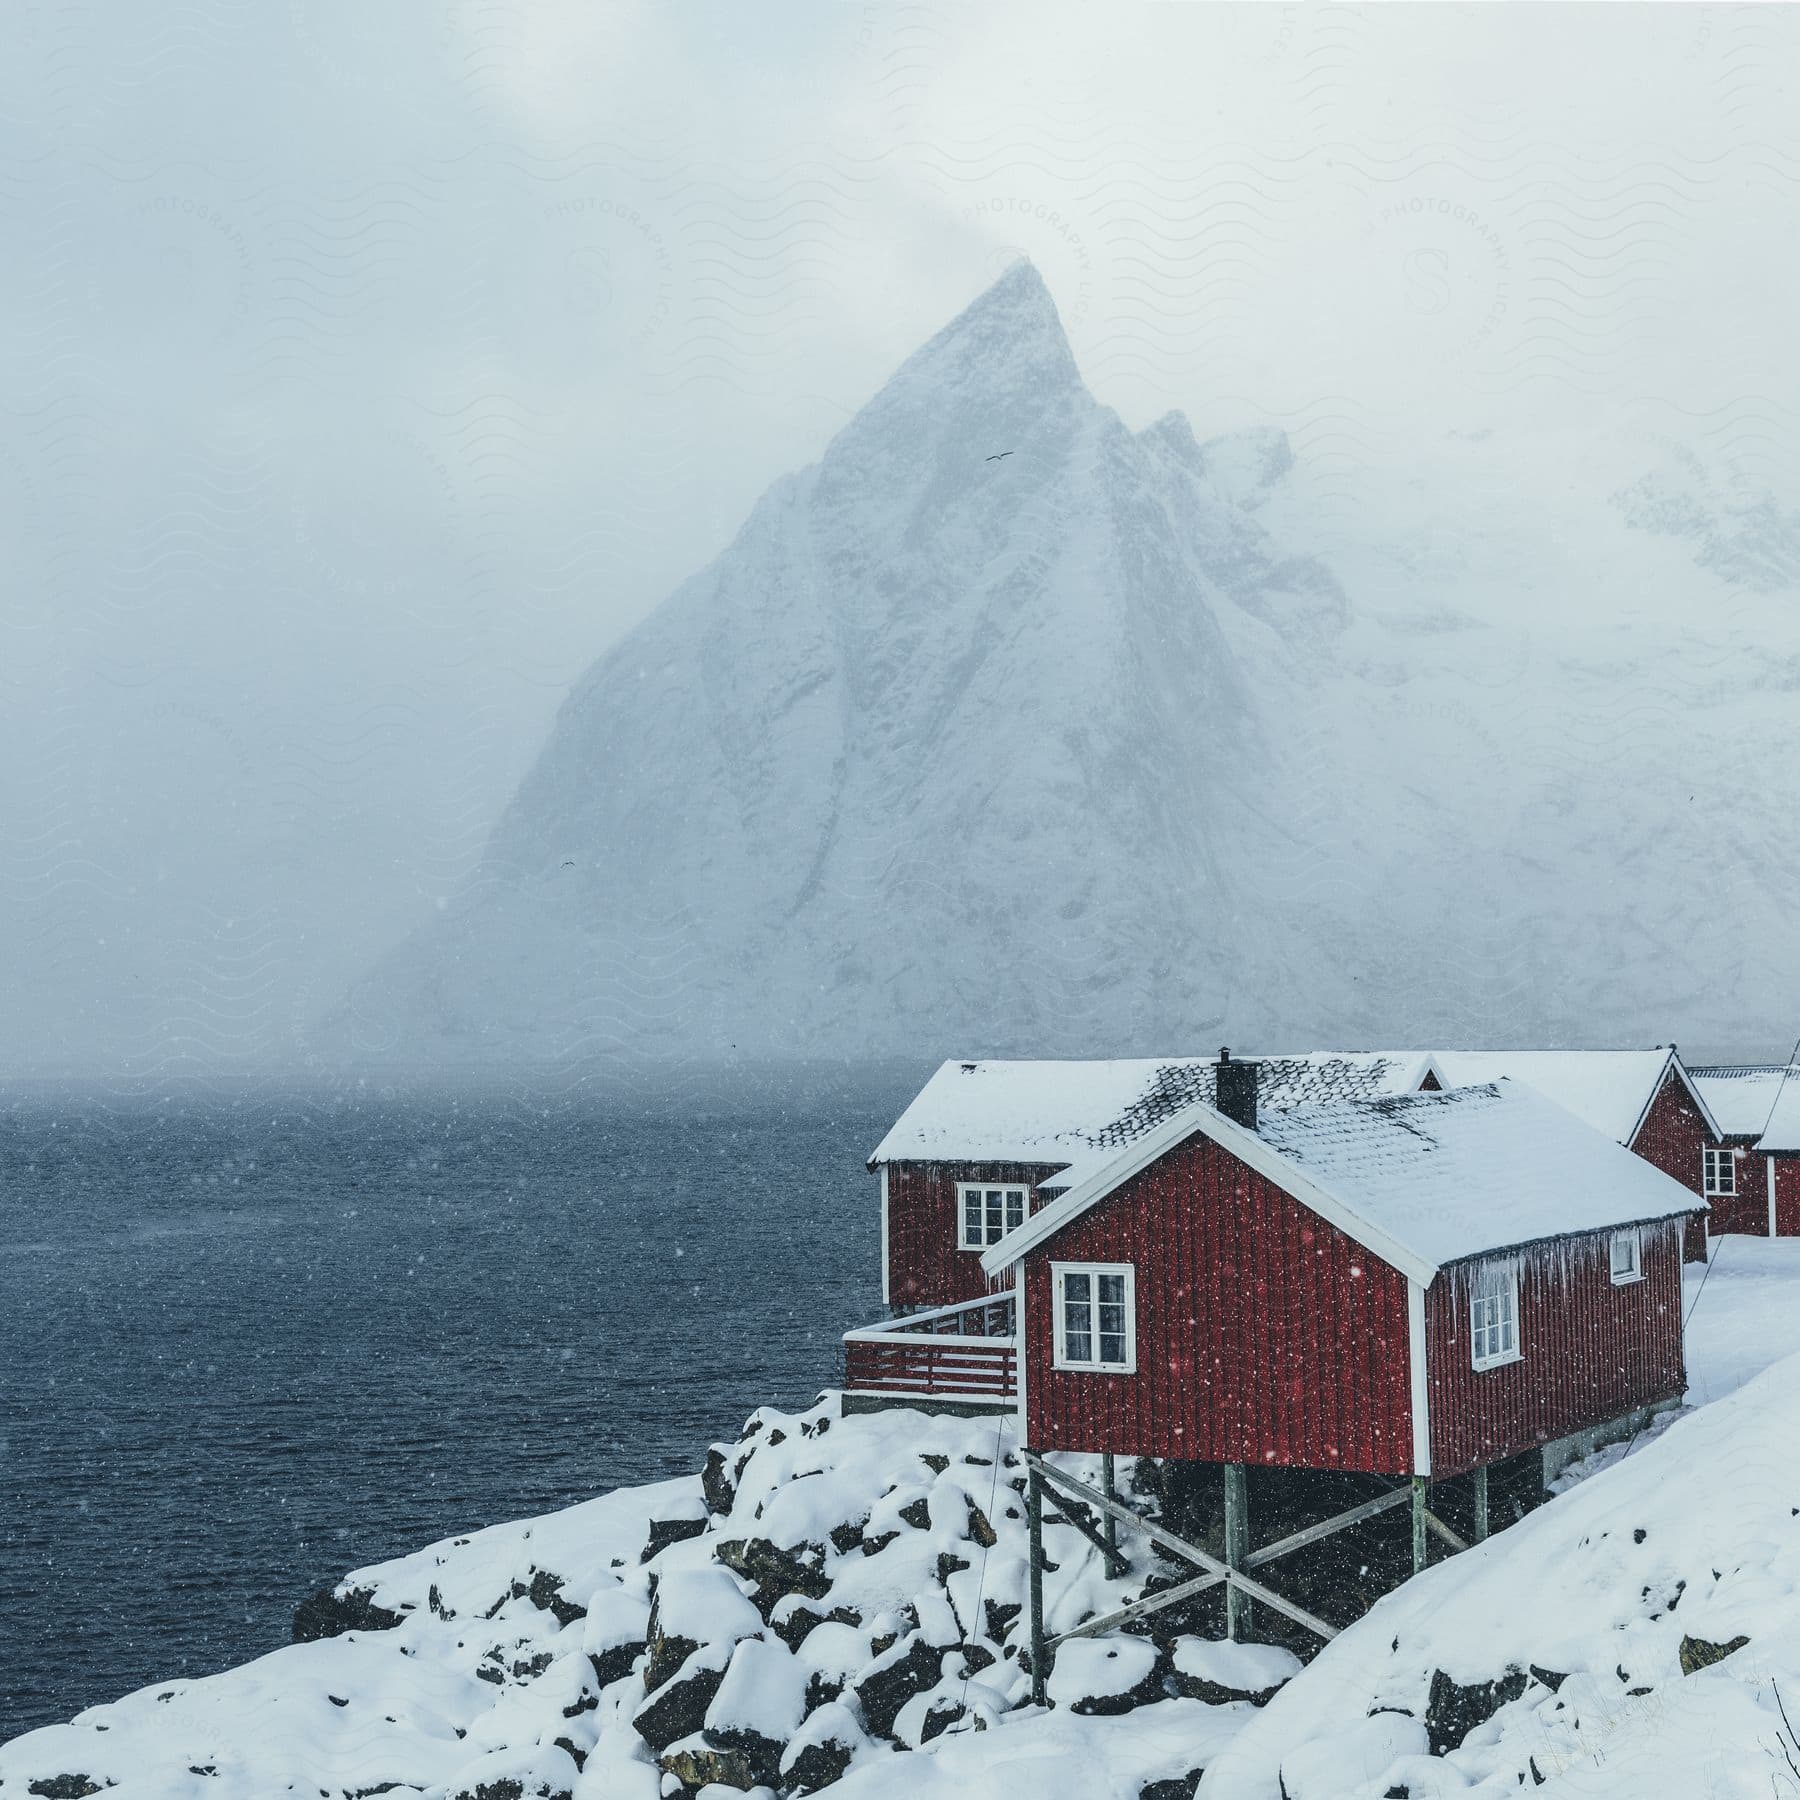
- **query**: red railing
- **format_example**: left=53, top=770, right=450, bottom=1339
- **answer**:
left=842, top=1295, right=1018, bottom=1404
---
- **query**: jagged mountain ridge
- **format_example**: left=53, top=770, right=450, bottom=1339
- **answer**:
left=336, top=263, right=1800, bottom=1070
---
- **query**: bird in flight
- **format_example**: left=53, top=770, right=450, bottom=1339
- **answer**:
left=985, top=450, right=1013, bottom=462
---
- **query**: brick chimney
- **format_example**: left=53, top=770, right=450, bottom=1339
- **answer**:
left=1215, top=1046, right=1259, bottom=1132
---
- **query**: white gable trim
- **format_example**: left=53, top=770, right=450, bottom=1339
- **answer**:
left=1631, top=1048, right=1724, bottom=1147
left=1407, top=1280, right=1431, bottom=1478
left=1013, top=1261, right=1029, bottom=1443
left=979, top=1096, right=1440, bottom=1287
left=879, top=1164, right=891, bottom=1306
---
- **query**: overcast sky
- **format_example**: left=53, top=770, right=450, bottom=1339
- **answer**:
left=4, top=3, right=1798, bottom=1079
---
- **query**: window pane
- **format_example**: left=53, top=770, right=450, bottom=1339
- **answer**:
left=1061, top=1271, right=1092, bottom=1362
left=963, top=1188, right=981, bottom=1243
left=1005, top=1188, right=1025, bottom=1231
left=1098, top=1330, right=1126, bottom=1365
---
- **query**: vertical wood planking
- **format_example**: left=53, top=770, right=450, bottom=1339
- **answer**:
left=883, top=1160, right=1061, bottom=1310
left=1022, top=1132, right=1416, bottom=1474
left=1425, top=1218, right=1685, bottom=1477
left=1630, top=1070, right=1725, bottom=1253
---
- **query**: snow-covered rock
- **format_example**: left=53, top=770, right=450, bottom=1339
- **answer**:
left=1046, top=1634, right=1166, bottom=1715
left=0, top=1400, right=1204, bottom=1800
left=1168, top=1638, right=1302, bottom=1706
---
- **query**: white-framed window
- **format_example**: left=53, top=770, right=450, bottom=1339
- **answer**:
left=1052, top=1262, right=1136, bottom=1373
left=1469, top=1268, right=1521, bottom=1371
left=1702, top=1145, right=1736, bottom=1197
left=958, top=1182, right=1027, bottom=1249
left=1609, top=1227, right=1643, bottom=1285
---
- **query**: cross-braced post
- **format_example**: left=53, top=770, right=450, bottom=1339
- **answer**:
left=1224, top=1462, right=1251, bottom=1640
left=1023, top=1452, right=1338, bottom=1645
left=1472, top=1464, right=1489, bottom=1544
left=1410, top=1475, right=1429, bottom=1574
left=1027, top=1461, right=1048, bottom=1706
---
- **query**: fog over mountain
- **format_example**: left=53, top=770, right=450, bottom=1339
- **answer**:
left=334, top=265, right=1800, bottom=1075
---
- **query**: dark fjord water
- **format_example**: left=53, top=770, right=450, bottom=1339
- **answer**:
left=0, top=1077, right=908, bottom=1742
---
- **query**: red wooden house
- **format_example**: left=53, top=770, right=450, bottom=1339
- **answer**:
left=1417, top=1048, right=1722, bottom=1260
left=867, top=1053, right=1432, bottom=1313
left=981, top=1067, right=1696, bottom=1485
left=846, top=1054, right=1429, bottom=1411
left=1689, top=1064, right=1800, bottom=1236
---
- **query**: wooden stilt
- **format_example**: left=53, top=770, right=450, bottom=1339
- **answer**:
left=1472, top=1464, right=1489, bottom=1544
left=1027, top=1463, right=1048, bottom=1706
left=1100, top=1454, right=1123, bottom=1579
left=1224, top=1462, right=1251, bottom=1640
left=1411, top=1475, right=1428, bottom=1575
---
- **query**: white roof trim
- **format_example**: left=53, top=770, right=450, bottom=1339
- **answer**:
left=980, top=1093, right=1442, bottom=1288
left=1662, top=1049, right=1724, bottom=1143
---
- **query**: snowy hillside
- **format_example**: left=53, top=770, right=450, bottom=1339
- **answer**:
left=333, top=263, right=1800, bottom=1071
left=3, top=1244, right=1796, bottom=1800
left=1207, top=1348, right=1800, bottom=1799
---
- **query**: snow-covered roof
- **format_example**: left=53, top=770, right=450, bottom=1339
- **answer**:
left=983, top=1080, right=1704, bottom=1287
left=1422, top=1048, right=1713, bottom=1145
left=1758, top=1076, right=1800, bottom=1156
left=868, top=1053, right=1432, bottom=1169
left=1688, top=1064, right=1799, bottom=1141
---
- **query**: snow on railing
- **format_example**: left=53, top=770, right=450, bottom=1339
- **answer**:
left=842, top=1293, right=1016, bottom=1340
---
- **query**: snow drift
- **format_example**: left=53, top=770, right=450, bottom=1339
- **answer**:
left=1204, top=1347, right=1800, bottom=1799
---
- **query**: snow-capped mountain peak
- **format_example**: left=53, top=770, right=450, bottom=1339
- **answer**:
left=333, top=267, right=1800, bottom=1074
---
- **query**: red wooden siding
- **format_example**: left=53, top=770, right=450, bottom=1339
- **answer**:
left=1704, top=1140, right=1771, bottom=1237
left=1774, top=1157, right=1800, bottom=1236
left=883, top=1161, right=1060, bottom=1309
left=1021, top=1133, right=1415, bottom=1475
left=1424, top=1220, right=1684, bottom=1478
left=1629, top=1068, right=1715, bottom=1261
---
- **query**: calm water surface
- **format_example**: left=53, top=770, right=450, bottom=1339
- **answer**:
left=0, top=1077, right=906, bottom=1741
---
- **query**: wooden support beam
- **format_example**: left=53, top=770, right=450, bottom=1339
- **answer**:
left=1423, top=1507, right=1468, bottom=1553
left=1028, top=1463, right=1047, bottom=1706
left=1043, top=1490, right=1119, bottom=1569
left=1047, top=1567, right=1225, bottom=1650
left=1472, top=1465, right=1489, bottom=1544
left=1023, top=1453, right=1339, bottom=1643
left=1411, top=1475, right=1428, bottom=1575
left=1223, top=1462, right=1251, bottom=1641
left=1023, top=1453, right=1218, bottom=1576
left=1101, top=1454, right=1124, bottom=1578
left=1244, top=1485, right=1412, bottom=1569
